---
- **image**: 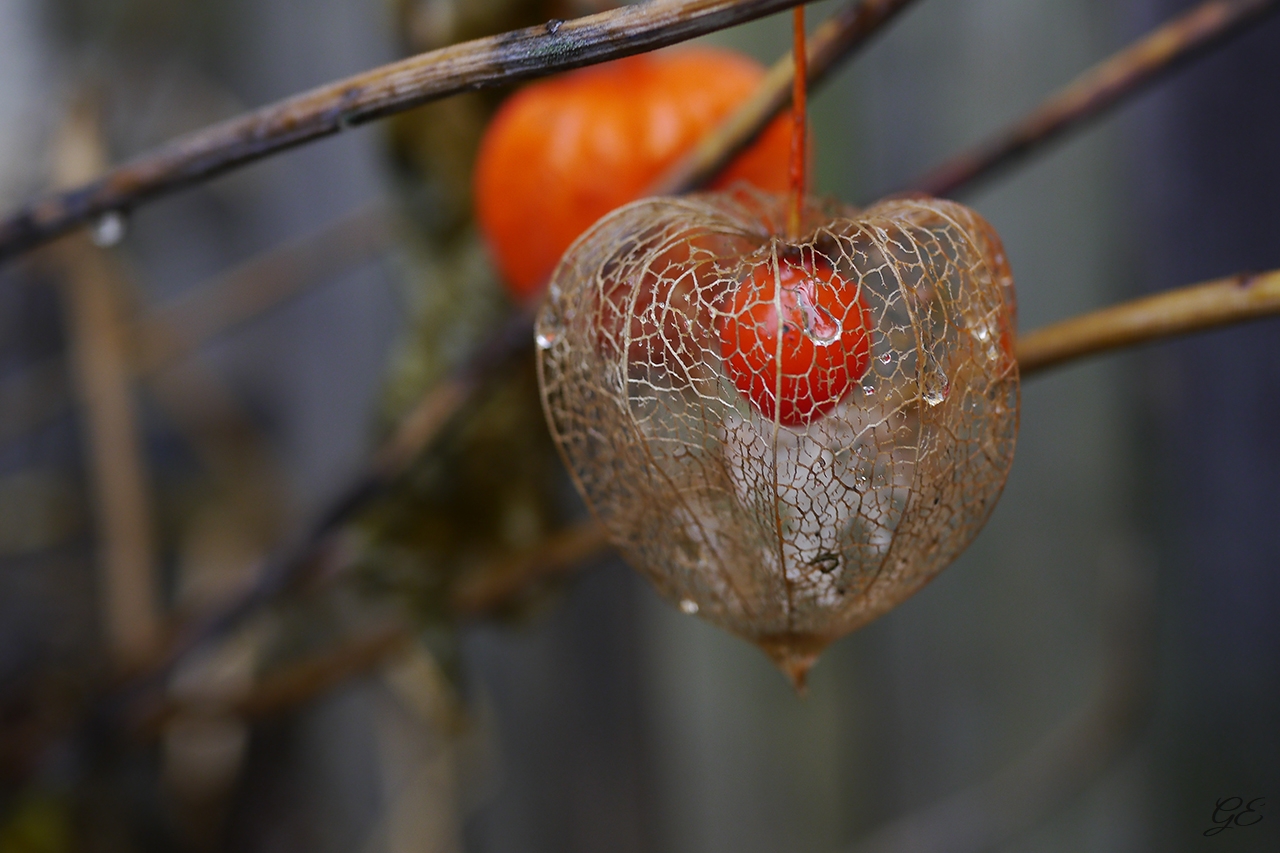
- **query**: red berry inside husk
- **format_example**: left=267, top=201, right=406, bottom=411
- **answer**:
left=717, top=253, right=874, bottom=427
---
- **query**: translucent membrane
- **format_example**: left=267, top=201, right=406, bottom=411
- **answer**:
left=537, top=190, right=1019, bottom=687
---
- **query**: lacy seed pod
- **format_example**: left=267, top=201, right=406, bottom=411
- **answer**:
left=536, top=191, right=1019, bottom=687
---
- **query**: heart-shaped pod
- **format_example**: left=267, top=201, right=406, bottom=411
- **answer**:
left=536, top=191, right=1018, bottom=687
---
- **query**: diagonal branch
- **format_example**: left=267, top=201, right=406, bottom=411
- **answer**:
left=902, top=0, right=1280, bottom=199
left=0, top=205, right=393, bottom=448
left=652, top=0, right=920, bottom=195
left=0, top=0, right=811, bottom=264
left=116, top=306, right=538, bottom=707
left=1017, top=268, right=1280, bottom=375
left=135, top=204, right=394, bottom=372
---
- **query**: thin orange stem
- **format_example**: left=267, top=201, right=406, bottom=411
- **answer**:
left=788, top=5, right=808, bottom=238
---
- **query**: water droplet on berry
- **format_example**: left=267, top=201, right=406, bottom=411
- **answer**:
left=794, top=286, right=840, bottom=345
left=91, top=211, right=126, bottom=247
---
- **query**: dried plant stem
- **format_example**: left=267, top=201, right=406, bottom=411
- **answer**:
left=237, top=629, right=410, bottom=718
left=0, top=0, right=813, bottom=263
left=905, top=0, right=1280, bottom=199
left=0, top=205, right=392, bottom=448
left=151, top=517, right=606, bottom=726
left=652, top=0, right=919, bottom=195
left=126, top=307, right=537, bottom=702
left=148, top=518, right=608, bottom=729
left=451, top=520, right=612, bottom=616
left=51, top=108, right=161, bottom=668
left=1018, top=269, right=1280, bottom=375
left=786, top=5, right=808, bottom=239
left=135, top=204, right=394, bottom=372
left=141, top=627, right=413, bottom=733
left=59, top=251, right=163, bottom=667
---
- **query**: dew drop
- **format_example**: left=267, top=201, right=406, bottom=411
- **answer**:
left=923, top=373, right=950, bottom=407
left=536, top=310, right=566, bottom=350
left=862, top=384, right=876, bottom=396
left=879, top=352, right=893, bottom=365
left=679, top=599, right=699, bottom=615
left=546, top=18, right=563, bottom=34
left=90, top=211, right=126, bottom=247
left=795, top=287, right=840, bottom=345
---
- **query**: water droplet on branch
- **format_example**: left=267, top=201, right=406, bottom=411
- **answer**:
left=90, top=211, right=126, bottom=247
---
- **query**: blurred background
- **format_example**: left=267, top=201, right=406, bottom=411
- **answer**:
left=0, top=1, right=1277, bottom=851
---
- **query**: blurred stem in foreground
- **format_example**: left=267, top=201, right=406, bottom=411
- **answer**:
left=47, top=103, right=161, bottom=669
left=0, top=204, right=394, bottom=448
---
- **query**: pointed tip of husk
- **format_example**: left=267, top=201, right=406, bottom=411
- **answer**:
left=754, top=633, right=831, bottom=695
left=779, top=654, right=815, bottom=695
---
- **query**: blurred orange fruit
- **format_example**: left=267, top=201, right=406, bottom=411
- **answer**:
left=474, top=47, right=795, bottom=301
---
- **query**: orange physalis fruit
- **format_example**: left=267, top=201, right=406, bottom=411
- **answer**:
left=473, top=48, right=794, bottom=301
left=717, top=253, right=875, bottom=427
